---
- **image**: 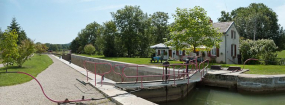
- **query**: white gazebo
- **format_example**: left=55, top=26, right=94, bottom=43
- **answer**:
left=150, top=43, right=209, bottom=60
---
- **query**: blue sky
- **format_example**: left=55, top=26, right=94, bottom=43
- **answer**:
left=1, top=0, right=285, bottom=44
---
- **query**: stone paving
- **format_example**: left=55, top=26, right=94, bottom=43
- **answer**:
left=0, top=54, right=116, bottom=105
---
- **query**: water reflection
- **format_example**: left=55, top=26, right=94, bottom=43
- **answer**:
left=160, top=87, right=285, bottom=105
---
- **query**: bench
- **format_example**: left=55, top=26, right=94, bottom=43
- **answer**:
left=150, top=57, right=162, bottom=63
left=211, top=65, right=222, bottom=70
left=227, top=66, right=241, bottom=71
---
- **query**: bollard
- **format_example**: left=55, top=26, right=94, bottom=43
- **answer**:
left=163, top=61, right=170, bottom=83
left=186, top=59, right=190, bottom=76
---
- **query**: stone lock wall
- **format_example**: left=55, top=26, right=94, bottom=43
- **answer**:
left=202, top=72, right=285, bottom=93
left=70, top=54, right=197, bottom=103
left=131, top=83, right=196, bottom=103
left=71, top=54, right=165, bottom=82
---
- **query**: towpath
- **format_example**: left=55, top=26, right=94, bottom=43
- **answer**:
left=0, top=54, right=116, bottom=105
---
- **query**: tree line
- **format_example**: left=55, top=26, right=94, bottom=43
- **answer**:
left=70, top=5, right=170, bottom=57
left=71, top=3, right=285, bottom=58
left=45, top=43, right=70, bottom=52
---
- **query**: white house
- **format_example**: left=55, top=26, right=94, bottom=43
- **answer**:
left=150, top=21, right=240, bottom=64
left=205, top=21, right=240, bottom=64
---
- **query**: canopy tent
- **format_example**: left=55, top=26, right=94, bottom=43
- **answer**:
left=150, top=43, right=172, bottom=49
left=150, top=43, right=210, bottom=51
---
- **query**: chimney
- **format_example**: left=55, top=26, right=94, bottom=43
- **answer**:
left=209, top=18, right=213, bottom=23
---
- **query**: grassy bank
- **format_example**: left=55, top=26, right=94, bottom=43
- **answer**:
left=277, top=50, right=285, bottom=58
left=79, top=54, right=184, bottom=64
left=213, top=63, right=285, bottom=75
left=0, top=54, right=53, bottom=86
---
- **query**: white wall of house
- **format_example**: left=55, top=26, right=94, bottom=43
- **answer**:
left=205, top=23, right=240, bottom=64
left=225, top=24, right=240, bottom=64
left=155, top=49, right=169, bottom=60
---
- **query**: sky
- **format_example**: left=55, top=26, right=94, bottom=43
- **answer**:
left=1, top=0, right=285, bottom=44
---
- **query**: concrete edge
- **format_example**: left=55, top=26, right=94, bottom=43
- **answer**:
left=51, top=54, right=157, bottom=105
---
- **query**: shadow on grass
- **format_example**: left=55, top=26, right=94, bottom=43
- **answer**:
left=0, top=66, right=27, bottom=71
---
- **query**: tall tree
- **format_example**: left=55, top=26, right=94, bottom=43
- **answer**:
left=218, top=3, right=281, bottom=49
left=111, top=5, right=145, bottom=57
left=217, top=11, right=232, bottom=22
left=169, top=6, right=222, bottom=52
left=8, top=18, right=27, bottom=45
left=103, top=21, right=117, bottom=57
left=138, top=13, right=153, bottom=57
left=70, top=37, right=80, bottom=53
left=151, top=12, right=170, bottom=43
left=77, top=22, right=103, bottom=54
left=0, top=28, right=3, bottom=37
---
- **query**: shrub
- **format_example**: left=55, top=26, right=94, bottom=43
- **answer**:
left=35, top=43, right=48, bottom=55
left=240, top=39, right=278, bottom=65
left=84, top=44, right=95, bottom=55
left=16, top=39, right=36, bottom=67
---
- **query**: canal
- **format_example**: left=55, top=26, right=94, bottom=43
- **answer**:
left=160, top=86, right=285, bottom=105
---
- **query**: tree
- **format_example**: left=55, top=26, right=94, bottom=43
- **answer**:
left=84, top=44, right=95, bottom=55
left=217, top=11, right=232, bottom=22
left=111, top=5, right=145, bottom=57
left=0, top=29, right=19, bottom=67
left=218, top=3, right=282, bottom=49
left=70, top=37, right=80, bottom=53
left=8, top=18, right=27, bottom=45
left=151, top=12, right=170, bottom=43
left=0, top=28, right=3, bottom=37
left=103, top=21, right=117, bottom=57
left=169, top=6, right=222, bottom=52
left=16, top=39, right=35, bottom=67
left=35, top=42, right=48, bottom=55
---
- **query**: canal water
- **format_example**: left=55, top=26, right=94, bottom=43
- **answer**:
left=160, top=87, right=285, bottom=105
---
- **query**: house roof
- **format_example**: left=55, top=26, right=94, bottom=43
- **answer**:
left=212, top=21, right=234, bottom=34
left=150, top=43, right=172, bottom=49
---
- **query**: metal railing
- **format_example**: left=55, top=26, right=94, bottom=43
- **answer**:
left=83, top=61, right=113, bottom=86
left=82, top=59, right=209, bottom=88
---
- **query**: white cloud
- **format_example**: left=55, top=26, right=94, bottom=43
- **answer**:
left=274, top=3, right=285, bottom=27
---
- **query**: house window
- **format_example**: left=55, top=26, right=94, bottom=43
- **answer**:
left=158, top=50, right=160, bottom=56
left=210, top=47, right=219, bottom=57
left=211, top=48, right=216, bottom=56
left=172, top=50, right=176, bottom=56
left=231, top=44, right=236, bottom=57
left=179, top=50, right=183, bottom=55
left=231, top=30, right=236, bottom=39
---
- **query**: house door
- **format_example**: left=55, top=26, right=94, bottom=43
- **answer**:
left=169, top=50, right=172, bottom=57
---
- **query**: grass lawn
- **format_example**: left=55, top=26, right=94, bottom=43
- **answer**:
left=211, top=63, right=285, bottom=75
left=79, top=54, right=184, bottom=65
left=0, top=54, right=53, bottom=86
left=277, top=50, right=285, bottom=58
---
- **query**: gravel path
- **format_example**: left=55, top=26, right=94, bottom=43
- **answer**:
left=0, top=55, right=116, bottom=105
